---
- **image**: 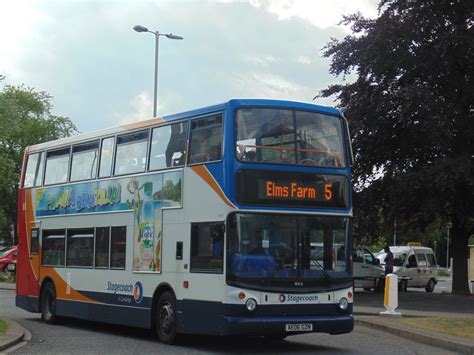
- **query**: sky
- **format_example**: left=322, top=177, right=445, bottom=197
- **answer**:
left=0, top=0, right=378, bottom=133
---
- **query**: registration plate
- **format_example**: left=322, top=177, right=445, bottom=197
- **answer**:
left=285, top=323, right=313, bottom=332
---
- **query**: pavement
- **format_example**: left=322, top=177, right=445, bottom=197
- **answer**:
left=0, top=318, right=30, bottom=353
left=353, top=287, right=474, bottom=354
left=1, top=281, right=474, bottom=353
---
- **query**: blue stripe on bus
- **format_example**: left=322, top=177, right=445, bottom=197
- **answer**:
left=55, top=299, right=151, bottom=329
left=205, top=162, right=225, bottom=190
left=16, top=295, right=39, bottom=313
left=78, top=290, right=152, bottom=309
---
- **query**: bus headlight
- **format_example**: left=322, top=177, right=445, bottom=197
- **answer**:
left=245, top=298, right=257, bottom=312
left=339, top=297, right=349, bottom=310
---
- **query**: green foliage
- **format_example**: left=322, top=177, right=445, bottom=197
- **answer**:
left=0, top=82, right=77, bottom=243
left=320, top=0, right=474, bottom=292
left=0, top=318, right=7, bottom=335
left=357, top=235, right=387, bottom=254
left=0, top=271, right=15, bottom=283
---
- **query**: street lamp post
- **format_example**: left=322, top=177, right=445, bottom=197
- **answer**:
left=446, top=222, right=452, bottom=270
left=133, top=25, right=183, bottom=117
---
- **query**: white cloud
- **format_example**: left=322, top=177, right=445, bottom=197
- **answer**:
left=115, top=91, right=153, bottom=124
left=296, top=55, right=312, bottom=64
left=0, top=1, right=51, bottom=78
left=114, top=90, right=189, bottom=125
left=227, top=71, right=334, bottom=107
left=245, top=55, right=278, bottom=67
left=250, top=0, right=378, bottom=29
left=0, top=1, right=348, bottom=132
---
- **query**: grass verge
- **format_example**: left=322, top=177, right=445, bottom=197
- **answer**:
left=0, top=271, right=15, bottom=283
left=391, top=316, right=474, bottom=340
left=0, top=319, right=7, bottom=335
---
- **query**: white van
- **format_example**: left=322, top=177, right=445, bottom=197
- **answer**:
left=353, top=246, right=385, bottom=291
left=377, top=246, right=438, bottom=292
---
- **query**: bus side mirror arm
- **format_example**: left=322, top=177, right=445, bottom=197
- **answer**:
left=341, top=113, right=354, bottom=167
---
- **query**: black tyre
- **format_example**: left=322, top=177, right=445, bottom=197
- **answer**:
left=399, top=279, right=408, bottom=292
left=41, top=282, right=57, bottom=324
left=155, top=292, right=178, bottom=344
left=425, top=278, right=435, bottom=293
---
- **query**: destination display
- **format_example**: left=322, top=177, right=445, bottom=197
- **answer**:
left=235, top=169, right=349, bottom=209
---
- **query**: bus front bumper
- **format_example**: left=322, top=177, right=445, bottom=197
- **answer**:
left=222, top=314, right=353, bottom=336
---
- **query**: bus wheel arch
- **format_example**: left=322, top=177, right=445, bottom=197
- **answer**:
left=40, top=278, right=58, bottom=324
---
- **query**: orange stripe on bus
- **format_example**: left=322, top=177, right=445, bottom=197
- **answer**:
left=120, top=117, right=165, bottom=131
left=40, top=269, right=99, bottom=304
left=191, top=166, right=235, bottom=208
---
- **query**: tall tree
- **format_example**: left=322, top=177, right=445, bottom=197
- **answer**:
left=0, top=82, right=77, bottom=244
left=320, top=0, right=474, bottom=293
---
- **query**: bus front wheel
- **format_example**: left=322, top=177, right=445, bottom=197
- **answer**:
left=41, top=282, right=57, bottom=324
left=155, top=292, right=178, bottom=344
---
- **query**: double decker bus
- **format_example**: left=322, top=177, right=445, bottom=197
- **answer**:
left=16, top=99, right=354, bottom=343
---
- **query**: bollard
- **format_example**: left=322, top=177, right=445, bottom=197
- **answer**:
left=379, top=274, right=401, bottom=317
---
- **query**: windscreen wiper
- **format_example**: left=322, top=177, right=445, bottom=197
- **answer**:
left=265, top=258, right=284, bottom=284
left=310, top=256, right=333, bottom=282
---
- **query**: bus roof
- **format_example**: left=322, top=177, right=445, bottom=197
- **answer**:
left=25, top=99, right=341, bottom=153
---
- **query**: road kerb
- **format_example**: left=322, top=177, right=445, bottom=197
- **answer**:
left=356, top=317, right=474, bottom=354
left=0, top=282, right=15, bottom=291
left=0, top=319, right=26, bottom=352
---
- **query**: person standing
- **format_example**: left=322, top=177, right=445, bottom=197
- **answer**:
left=384, top=246, right=394, bottom=275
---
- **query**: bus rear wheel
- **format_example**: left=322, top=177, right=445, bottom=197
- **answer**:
left=155, top=292, right=178, bottom=344
left=41, top=282, right=57, bottom=324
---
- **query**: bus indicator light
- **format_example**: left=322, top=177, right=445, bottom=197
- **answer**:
left=239, top=292, right=246, bottom=300
left=183, top=281, right=189, bottom=289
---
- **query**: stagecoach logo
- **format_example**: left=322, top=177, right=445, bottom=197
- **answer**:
left=278, top=294, right=318, bottom=303
left=133, top=282, right=143, bottom=304
left=106, top=281, right=143, bottom=304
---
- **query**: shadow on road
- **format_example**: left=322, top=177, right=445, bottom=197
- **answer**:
left=25, top=317, right=337, bottom=353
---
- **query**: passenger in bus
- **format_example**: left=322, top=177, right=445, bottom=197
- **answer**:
left=337, top=245, right=345, bottom=261
left=248, top=234, right=268, bottom=255
left=211, top=224, right=224, bottom=257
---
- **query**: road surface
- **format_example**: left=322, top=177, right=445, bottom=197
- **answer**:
left=0, top=289, right=453, bottom=354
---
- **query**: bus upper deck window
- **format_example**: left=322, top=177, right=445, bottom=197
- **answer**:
left=70, top=141, right=99, bottom=182
left=23, top=152, right=44, bottom=188
left=149, top=122, right=188, bottom=171
left=44, top=147, right=70, bottom=185
left=99, top=137, right=114, bottom=178
left=114, top=131, right=148, bottom=175
left=189, top=114, right=223, bottom=164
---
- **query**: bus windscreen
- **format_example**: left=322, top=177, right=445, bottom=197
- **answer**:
left=235, top=108, right=345, bottom=168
